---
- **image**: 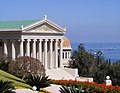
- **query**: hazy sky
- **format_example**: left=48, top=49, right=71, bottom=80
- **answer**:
left=0, top=0, right=120, bottom=43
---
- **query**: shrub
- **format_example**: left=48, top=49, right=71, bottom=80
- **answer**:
left=0, top=57, right=10, bottom=72
left=8, top=56, right=45, bottom=79
left=0, top=80, right=14, bottom=93
left=25, top=74, right=50, bottom=91
left=60, top=85, right=82, bottom=93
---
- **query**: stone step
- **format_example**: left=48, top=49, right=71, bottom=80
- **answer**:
left=46, top=68, right=75, bottom=80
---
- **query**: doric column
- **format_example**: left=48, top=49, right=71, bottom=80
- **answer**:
left=20, top=39, right=24, bottom=56
left=44, top=39, right=48, bottom=69
left=11, top=40, right=16, bottom=59
left=38, top=39, right=42, bottom=62
left=55, top=39, right=58, bottom=68
left=3, top=39, right=8, bottom=57
left=33, top=39, right=36, bottom=58
left=50, top=39, right=53, bottom=69
left=26, top=39, right=30, bottom=57
left=60, top=39, right=63, bottom=67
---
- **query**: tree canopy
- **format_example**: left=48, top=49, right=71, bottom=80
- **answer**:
left=8, top=56, right=45, bottom=79
left=71, top=43, right=120, bottom=85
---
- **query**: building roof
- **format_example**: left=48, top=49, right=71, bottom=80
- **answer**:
left=63, top=36, right=71, bottom=47
left=0, top=15, right=66, bottom=33
left=0, top=20, right=38, bottom=29
left=58, top=36, right=71, bottom=48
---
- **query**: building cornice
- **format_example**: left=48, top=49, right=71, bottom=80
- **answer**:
left=22, top=31, right=64, bottom=35
left=0, top=29, right=21, bottom=32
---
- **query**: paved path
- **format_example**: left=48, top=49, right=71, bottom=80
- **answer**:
left=44, top=84, right=61, bottom=93
left=13, top=84, right=61, bottom=93
left=13, top=89, right=37, bottom=93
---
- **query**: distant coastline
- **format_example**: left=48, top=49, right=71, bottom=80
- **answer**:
left=71, top=42, right=120, bottom=62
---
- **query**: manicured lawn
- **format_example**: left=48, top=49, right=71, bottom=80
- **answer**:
left=0, top=70, right=31, bottom=88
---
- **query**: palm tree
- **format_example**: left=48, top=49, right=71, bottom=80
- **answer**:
left=25, top=74, right=50, bottom=91
left=59, top=85, right=92, bottom=93
left=0, top=80, right=14, bottom=93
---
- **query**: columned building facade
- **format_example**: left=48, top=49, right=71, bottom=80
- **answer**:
left=0, top=16, right=71, bottom=69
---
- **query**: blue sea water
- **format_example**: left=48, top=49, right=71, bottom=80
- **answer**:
left=71, top=42, right=120, bottom=62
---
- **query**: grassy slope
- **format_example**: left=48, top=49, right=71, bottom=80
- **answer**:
left=0, top=70, right=31, bottom=88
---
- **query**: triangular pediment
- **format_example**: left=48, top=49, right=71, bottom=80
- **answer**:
left=35, top=24, right=54, bottom=32
left=27, top=23, right=62, bottom=33
left=22, top=18, right=66, bottom=33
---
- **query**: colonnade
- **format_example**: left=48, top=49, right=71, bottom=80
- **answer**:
left=2, top=38, right=63, bottom=69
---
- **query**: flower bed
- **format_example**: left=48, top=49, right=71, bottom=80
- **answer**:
left=49, top=79, right=120, bottom=93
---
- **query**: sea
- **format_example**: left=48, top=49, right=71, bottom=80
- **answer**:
left=71, top=42, right=120, bottom=62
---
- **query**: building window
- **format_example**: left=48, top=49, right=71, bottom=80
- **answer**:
left=63, top=53, right=64, bottom=59
left=66, top=52, right=67, bottom=59
left=0, top=42, right=3, bottom=46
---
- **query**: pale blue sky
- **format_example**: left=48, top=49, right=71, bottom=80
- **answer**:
left=0, top=0, right=120, bottom=43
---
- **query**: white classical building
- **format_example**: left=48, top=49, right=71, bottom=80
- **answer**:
left=0, top=15, right=93, bottom=81
left=0, top=15, right=72, bottom=68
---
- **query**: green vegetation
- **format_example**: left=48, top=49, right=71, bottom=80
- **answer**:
left=8, top=56, right=45, bottom=79
left=25, top=74, right=50, bottom=91
left=0, top=56, right=51, bottom=93
left=71, top=43, right=95, bottom=77
left=0, top=58, right=10, bottom=72
left=0, top=70, right=31, bottom=88
left=0, top=80, right=14, bottom=93
left=59, top=85, right=91, bottom=93
left=0, top=56, right=46, bottom=90
left=71, top=43, right=120, bottom=85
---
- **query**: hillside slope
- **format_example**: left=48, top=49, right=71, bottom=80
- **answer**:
left=0, top=70, right=31, bottom=88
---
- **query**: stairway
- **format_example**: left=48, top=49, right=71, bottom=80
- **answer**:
left=46, top=68, right=75, bottom=80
